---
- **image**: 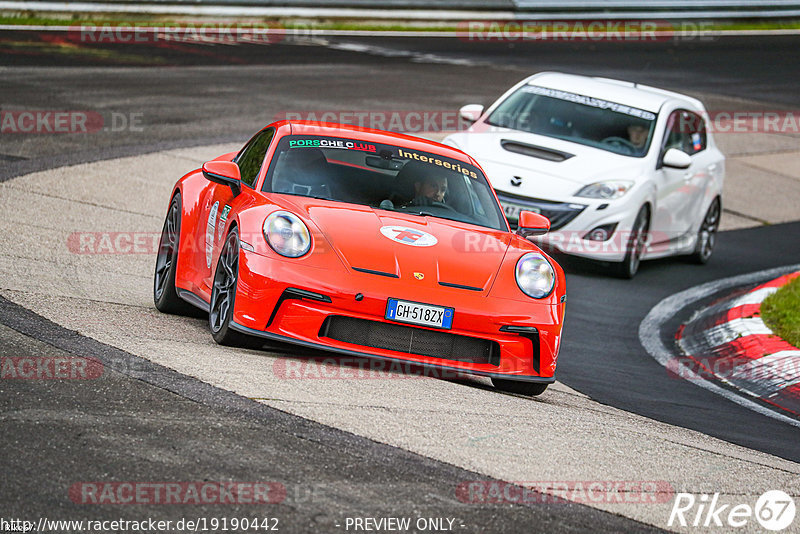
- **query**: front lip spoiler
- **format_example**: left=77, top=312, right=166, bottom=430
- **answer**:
left=229, top=321, right=555, bottom=384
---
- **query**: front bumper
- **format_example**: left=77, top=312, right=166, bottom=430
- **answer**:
left=496, top=190, right=639, bottom=262
left=232, top=248, right=563, bottom=379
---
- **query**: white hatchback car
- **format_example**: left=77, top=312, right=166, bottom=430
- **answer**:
left=444, top=72, right=725, bottom=278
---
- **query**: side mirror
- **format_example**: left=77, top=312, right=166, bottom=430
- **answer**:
left=662, top=148, right=691, bottom=169
left=202, top=160, right=241, bottom=196
left=516, top=211, right=550, bottom=238
left=459, top=104, right=485, bottom=124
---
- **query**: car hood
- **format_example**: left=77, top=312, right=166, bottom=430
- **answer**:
left=277, top=197, right=513, bottom=291
left=448, top=129, right=642, bottom=198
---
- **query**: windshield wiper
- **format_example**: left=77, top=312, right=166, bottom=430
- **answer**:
left=376, top=206, right=435, bottom=218
left=276, top=191, right=338, bottom=202
left=405, top=210, right=479, bottom=226
left=408, top=210, right=436, bottom=217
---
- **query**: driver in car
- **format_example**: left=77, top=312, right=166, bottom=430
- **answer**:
left=411, top=175, right=448, bottom=206
left=627, top=124, right=649, bottom=154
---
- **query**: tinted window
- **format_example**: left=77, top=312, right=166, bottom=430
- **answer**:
left=663, top=110, right=706, bottom=156
left=235, top=128, right=274, bottom=187
left=486, top=85, right=657, bottom=157
left=262, top=135, right=508, bottom=231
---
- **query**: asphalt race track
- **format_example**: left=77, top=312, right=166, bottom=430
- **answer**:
left=1, top=32, right=799, bottom=532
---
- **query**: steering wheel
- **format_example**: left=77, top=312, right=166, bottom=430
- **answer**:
left=601, top=136, right=637, bottom=154
left=428, top=201, right=457, bottom=212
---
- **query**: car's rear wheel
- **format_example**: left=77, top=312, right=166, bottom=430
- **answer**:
left=209, top=227, right=250, bottom=346
left=610, top=205, right=649, bottom=279
left=154, top=193, right=196, bottom=315
left=491, top=378, right=548, bottom=396
left=689, top=197, right=721, bottom=264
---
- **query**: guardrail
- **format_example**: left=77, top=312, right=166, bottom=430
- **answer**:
left=5, top=0, right=800, bottom=19
left=514, top=0, right=800, bottom=19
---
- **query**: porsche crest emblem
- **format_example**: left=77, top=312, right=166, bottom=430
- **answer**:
left=413, top=272, right=424, bottom=280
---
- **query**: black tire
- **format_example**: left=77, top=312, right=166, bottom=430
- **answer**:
left=209, top=227, right=251, bottom=346
left=689, top=197, right=721, bottom=264
left=154, top=193, right=196, bottom=315
left=491, top=378, right=549, bottom=396
left=610, top=205, right=650, bottom=279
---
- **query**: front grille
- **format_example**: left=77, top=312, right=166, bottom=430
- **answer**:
left=496, top=192, right=586, bottom=231
left=320, top=316, right=500, bottom=366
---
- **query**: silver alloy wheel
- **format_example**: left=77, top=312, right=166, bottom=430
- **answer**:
left=697, top=198, right=721, bottom=262
left=210, top=231, right=239, bottom=334
left=154, top=199, right=179, bottom=301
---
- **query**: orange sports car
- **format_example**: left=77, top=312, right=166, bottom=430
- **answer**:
left=154, top=121, right=566, bottom=395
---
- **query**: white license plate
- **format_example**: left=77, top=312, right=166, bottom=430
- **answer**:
left=501, top=201, right=540, bottom=221
left=385, top=299, right=454, bottom=329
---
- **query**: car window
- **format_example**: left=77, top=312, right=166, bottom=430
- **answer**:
left=663, top=110, right=706, bottom=156
left=262, top=135, right=508, bottom=231
left=485, top=85, right=657, bottom=157
left=235, top=128, right=274, bottom=188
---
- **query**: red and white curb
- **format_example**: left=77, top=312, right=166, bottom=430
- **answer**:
left=676, top=272, right=800, bottom=418
left=640, top=264, right=800, bottom=428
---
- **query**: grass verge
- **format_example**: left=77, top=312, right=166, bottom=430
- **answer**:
left=761, top=274, right=800, bottom=348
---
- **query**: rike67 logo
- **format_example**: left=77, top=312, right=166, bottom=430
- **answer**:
left=669, top=490, right=796, bottom=530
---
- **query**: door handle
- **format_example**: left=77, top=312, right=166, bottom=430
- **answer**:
left=683, top=172, right=694, bottom=181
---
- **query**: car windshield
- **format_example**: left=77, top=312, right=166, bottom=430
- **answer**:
left=486, top=85, right=657, bottom=157
left=263, top=135, right=508, bottom=231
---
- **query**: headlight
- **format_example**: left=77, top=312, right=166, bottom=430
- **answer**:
left=575, top=181, right=634, bottom=200
left=515, top=252, right=555, bottom=299
left=263, top=211, right=311, bottom=258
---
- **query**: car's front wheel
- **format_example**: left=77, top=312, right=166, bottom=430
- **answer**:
left=209, top=227, right=249, bottom=346
left=491, top=378, right=548, bottom=396
left=689, top=197, right=721, bottom=264
left=610, top=205, right=649, bottom=279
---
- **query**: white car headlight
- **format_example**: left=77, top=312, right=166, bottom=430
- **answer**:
left=515, top=252, right=555, bottom=299
left=263, top=211, right=311, bottom=258
left=575, top=181, right=634, bottom=200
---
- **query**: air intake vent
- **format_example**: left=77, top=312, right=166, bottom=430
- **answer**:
left=320, top=316, right=500, bottom=366
left=501, top=140, right=574, bottom=162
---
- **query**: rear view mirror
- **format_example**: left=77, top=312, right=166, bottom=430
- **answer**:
left=662, top=148, right=691, bottom=169
left=459, top=104, right=485, bottom=124
left=366, top=155, right=404, bottom=171
left=516, top=211, right=550, bottom=238
left=202, top=161, right=241, bottom=196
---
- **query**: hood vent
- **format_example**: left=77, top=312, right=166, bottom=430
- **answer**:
left=352, top=267, right=399, bottom=279
left=439, top=281, right=483, bottom=292
left=501, top=140, right=574, bottom=162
